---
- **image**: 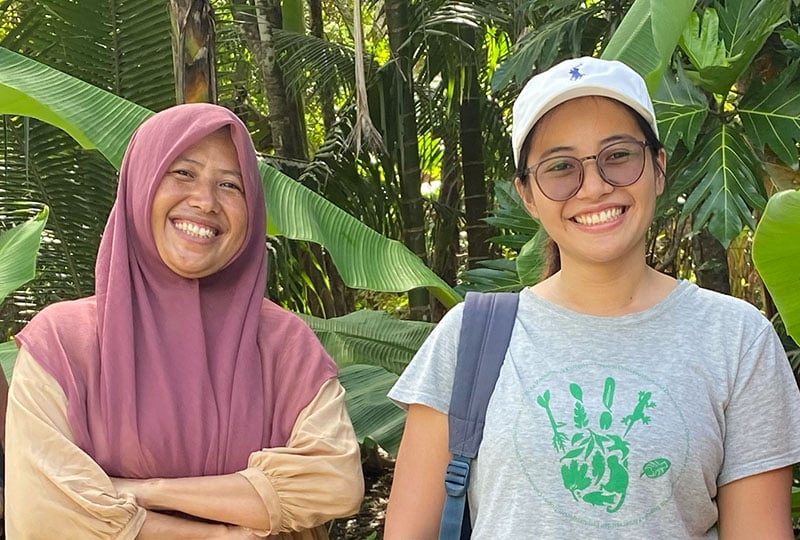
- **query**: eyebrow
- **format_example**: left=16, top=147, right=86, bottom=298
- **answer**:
left=173, top=157, right=243, bottom=179
left=538, top=134, right=639, bottom=159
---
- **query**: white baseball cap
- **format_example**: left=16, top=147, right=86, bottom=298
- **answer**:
left=512, top=56, right=658, bottom=167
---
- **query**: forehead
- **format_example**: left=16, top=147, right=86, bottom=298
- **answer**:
left=530, top=96, right=641, bottom=150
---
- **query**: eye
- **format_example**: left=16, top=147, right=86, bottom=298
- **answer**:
left=170, top=168, right=194, bottom=179
left=541, top=158, right=576, bottom=175
left=220, top=180, right=244, bottom=193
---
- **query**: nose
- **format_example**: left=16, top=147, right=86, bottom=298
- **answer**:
left=187, top=180, right=220, bottom=213
left=576, top=157, right=613, bottom=199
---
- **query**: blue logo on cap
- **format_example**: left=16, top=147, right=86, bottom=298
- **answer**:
left=569, top=66, right=584, bottom=80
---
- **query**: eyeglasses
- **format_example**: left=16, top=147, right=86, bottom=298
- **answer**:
left=523, top=140, right=651, bottom=201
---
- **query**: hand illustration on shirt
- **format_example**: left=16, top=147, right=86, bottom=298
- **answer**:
left=536, top=377, right=671, bottom=513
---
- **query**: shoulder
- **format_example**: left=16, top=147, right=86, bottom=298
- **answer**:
left=258, top=298, right=317, bottom=336
left=257, top=298, right=336, bottom=368
left=17, top=297, right=97, bottom=346
left=680, top=282, right=771, bottom=329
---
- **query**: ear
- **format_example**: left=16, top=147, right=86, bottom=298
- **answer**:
left=514, top=177, right=540, bottom=219
left=654, top=148, right=667, bottom=196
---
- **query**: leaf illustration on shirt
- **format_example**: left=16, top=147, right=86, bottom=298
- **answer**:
left=537, top=378, right=670, bottom=514
left=640, top=458, right=671, bottom=479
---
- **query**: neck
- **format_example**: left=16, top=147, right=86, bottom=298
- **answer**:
left=533, top=255, right=675, bottom=316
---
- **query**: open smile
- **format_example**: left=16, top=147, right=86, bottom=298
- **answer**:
left=172, top=219, right=220, bottom=239
left=572, top=206, right=627, bottom=226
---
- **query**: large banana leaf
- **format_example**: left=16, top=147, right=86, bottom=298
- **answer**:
left=0, top=46, right=461, bottom=307
left=299, top=310, right=434, bottom=375
left=752, top=189, right=800, bottom=343
left=601, top=0, right=696, bottom=93
left=0, top=208, right=48, bottom=380
left=0, top=207, right=48, bottom=303
left=339, top=364, right=404, bottom=455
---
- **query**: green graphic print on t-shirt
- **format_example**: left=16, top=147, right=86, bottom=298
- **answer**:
left=536, top=378, right=671, bottom=514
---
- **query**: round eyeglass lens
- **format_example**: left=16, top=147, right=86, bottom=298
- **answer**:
left=534, top=140, right=647, bottom=201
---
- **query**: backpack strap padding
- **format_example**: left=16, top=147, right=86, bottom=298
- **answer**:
left=447, top=291, right=520, bottom=458
left=439, top=291, right=519, bottom=540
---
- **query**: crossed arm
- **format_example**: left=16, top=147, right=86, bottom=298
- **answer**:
left=6, top=348, right=363, bottom=539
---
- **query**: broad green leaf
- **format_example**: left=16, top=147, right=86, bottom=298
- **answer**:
left=299, top=310, right=434, bottom=375
left=260, top=161, right=459, bottom=306
left=739, top=61, right=800, bottom=166
left=602, top=0, right=696, bottom=93
left=0, top=47, right=461, bottom=307
left=339, top=364, right=404, bottom=455
left=678, top=9, right=728, bottom=71
left=0, top=207, right=48, bottom=303
left=681, top=125, right=766, bottom=246
left=752, top=189, right=800, bottom=343
left=0, top=47, right=151, bottom=166
left=653, top=63, right=708, bottom=155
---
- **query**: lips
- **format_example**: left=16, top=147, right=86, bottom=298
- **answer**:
left=172, top=219, right=219, bottom=239
left=572, top=206, right=626, bottom=225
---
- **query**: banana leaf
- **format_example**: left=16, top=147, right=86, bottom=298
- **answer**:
left=0, top=208, right=48, bottom=380
left=752, top=189, right=800, bottom=344
left=602, top=0, right=696, bottom=93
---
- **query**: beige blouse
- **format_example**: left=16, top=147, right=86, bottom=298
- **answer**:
left=6, top=348, right=364, bottom=539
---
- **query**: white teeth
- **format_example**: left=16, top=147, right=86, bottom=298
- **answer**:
left=174, top=220, right=217, bottom=238
left=574, top=207, right=623, bottom=225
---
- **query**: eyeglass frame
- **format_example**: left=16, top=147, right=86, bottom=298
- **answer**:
left=521, top=139, right=653, bottom=202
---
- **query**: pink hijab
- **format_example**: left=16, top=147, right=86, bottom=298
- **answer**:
left=17, top=103, right=337, bottom=478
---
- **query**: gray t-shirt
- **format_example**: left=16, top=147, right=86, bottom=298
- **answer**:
left=388, top=280, right=800, bottom=539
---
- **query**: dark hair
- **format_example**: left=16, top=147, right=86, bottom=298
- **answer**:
left=513, top=99, right=664, bottom=280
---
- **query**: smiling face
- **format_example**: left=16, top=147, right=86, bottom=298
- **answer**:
left=150, top=128, right=248, bottom=279
left=515, top=96, right=665, bottom=270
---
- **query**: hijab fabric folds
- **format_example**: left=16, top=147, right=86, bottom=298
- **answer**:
left=16, top=104, right=337, bottom=478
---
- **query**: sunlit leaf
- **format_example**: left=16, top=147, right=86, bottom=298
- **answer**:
left=602, top=0, right=696, bottom=93
left=679, top=9, right=728, bottom=72
left=752, top=189, right=800, bottom=343
left=0, top=207, right=48, bottom=303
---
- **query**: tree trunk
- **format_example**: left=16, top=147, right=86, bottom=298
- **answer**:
left=231, top=0, right=307, bottom=159
left=307, top=0, right=335, bottom=130
left=431, top=133, right=461, bottom=322
left=692, top=228, right=731, bottom=295
left=169, top=0, right=217, bottom=104
left=385, top=0, right=430, bottom=321
left=460, top=27, right=491, bottom=269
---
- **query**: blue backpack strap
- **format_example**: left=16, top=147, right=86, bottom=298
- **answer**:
left=439, top=291, right=520, bottom=540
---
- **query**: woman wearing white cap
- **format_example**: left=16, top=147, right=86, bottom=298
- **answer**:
left=384, top=57, right=800, bottom=538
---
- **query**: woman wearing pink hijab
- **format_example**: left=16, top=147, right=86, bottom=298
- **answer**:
left=5, top=103, right=364, bottom=539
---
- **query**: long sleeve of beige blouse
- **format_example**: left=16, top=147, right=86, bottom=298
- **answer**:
left=5, top=347, right=364, bottom=540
